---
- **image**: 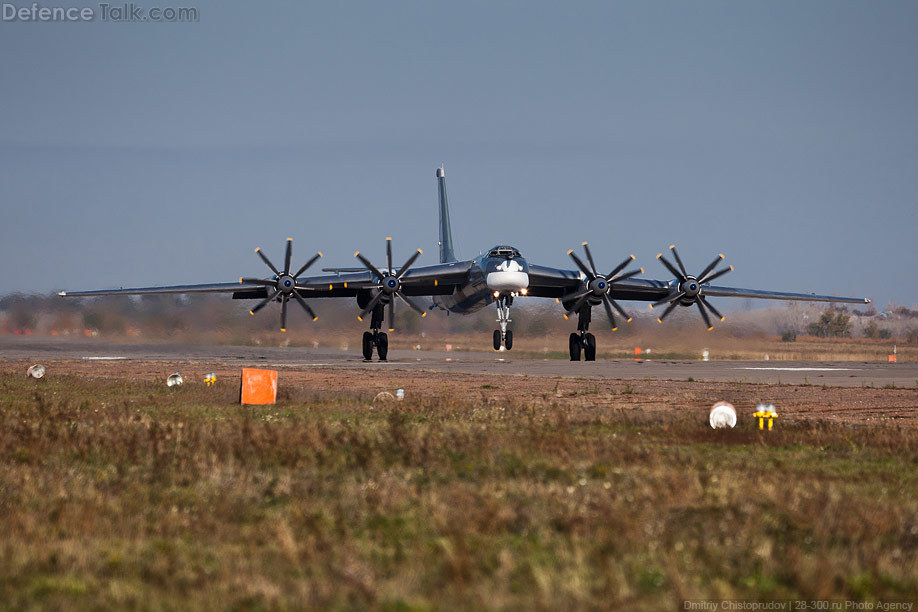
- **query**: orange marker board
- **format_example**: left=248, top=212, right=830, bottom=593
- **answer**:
left=240, top=368, right=278, bottom=405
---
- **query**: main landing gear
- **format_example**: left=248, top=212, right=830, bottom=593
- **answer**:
left=569, top=303, right=597, bottom=361
left=361, top=301, right=389, bottom=361
left=493, top=295, right=514, bottom=351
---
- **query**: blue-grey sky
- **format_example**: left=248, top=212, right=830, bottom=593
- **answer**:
left=1, top=0, right=915, bottom=309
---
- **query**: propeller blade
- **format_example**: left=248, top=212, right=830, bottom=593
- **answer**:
left=657, top=300, right=680, bottom=323
left=697, top=254, right=725, bottom=283
left=250, top=288, right=281, bottom=315
left=656, top=253, right=684, bottom=281
left=292, top=290, right=318, bottom=321
left=700, top=296, right=725, bottom=322
left=600, top=295, right=616, bottom=330
left=611, top=268, right=643, bottom=283
left=696, top=300, right=713, bottom=330
left=607, top=296, right=632, bottom=323
left=606, top=254, right=636, bottom=280
left=240, top=278, right=275, bottom=286
left=396, top=249, right=423, bottom=279
left=357, top=291, right=384, bottom=321
left=700, top=265, right=733, bottom=285
left=293, top=252, right=322, bottom=279
left=280, top=295, right=288, bottom=331
left=652, top=290, right=684, bottom=308
left=582, top=243, right=599, bottom=277
left=255, top=248, right=280, bottom=277
left=560, top=287, right=593, bottom=303
left=565, top=293, right=592, bottom=318
left=669, top=245, right=688, bottom=278
left=355, top=252, right=386, bottom=281
left=567, top=250, right=595, bottom=280
left=386, top=237, right=393, bottom=274
left=284, top=238, right=293, bottom=274
left=388, top=298, right=395, bottom=331
left=396, top=292, right=427, bottom=316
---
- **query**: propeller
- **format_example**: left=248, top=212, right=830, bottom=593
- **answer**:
left=240, top=238, right=322, bottom=331
left=650, top=244, right=733, bottom=330
left=560, top=242, right=643, bottom=330
left=354, top=237, right=427, bottom=331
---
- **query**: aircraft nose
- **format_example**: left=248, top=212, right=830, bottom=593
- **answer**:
left=486, top=270, right=530, bottom=292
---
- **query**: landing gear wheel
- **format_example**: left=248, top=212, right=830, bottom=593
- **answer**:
left=362, top=332, right=374, bottom=361
left=569, top=333, right=582, bottom=361
left=377, top=332, right=389, bottom=361
left=505, top=329, right=513, bottom=350
left=584, top=333, right=596, bottom=361
left=493, top=330, right=502, bottom=351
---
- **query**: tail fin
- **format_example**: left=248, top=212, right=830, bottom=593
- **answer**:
left=436, top=165, right=457, bottom=263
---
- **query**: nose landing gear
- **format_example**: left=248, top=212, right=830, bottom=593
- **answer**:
left=493, top=295, right=514, bottom=351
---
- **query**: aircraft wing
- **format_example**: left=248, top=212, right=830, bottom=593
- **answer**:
left=526, top=265, right=869, bottom=305
left=60, top=261, right=476, bottom=300
left=58, top=282, right=264, bottom=297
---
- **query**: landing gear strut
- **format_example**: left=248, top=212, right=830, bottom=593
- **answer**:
left=569, top=303, right=596, bottom=361
left=493, top=295, right=514, bottom=351
left=362, top=301, right=389, bottom=361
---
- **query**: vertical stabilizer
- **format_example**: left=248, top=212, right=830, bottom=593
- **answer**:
left=436, top=165, right=457, bottom=263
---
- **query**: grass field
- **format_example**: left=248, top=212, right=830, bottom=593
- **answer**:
left=0, top=371, right=916, bottom=610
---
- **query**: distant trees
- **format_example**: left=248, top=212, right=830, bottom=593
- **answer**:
left=806, top=310, right=851, bottom=338
left=863, top=320, right=892, bottom=340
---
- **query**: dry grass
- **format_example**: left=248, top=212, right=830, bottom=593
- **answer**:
left=0, top=373, right=916, bottom=610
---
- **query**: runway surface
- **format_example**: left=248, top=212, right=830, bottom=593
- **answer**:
left=2, top=337, right=914, bottom=387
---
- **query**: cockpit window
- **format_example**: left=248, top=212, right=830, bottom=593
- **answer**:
left=487, top=246, right=522, bottom=259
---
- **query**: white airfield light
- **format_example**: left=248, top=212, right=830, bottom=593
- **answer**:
left=709, top=401, right=737, bottom=429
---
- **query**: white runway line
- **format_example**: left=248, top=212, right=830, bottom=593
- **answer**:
left=735, top=366, right=862, bottom=372
left=81, top=356, right=128, bottom=361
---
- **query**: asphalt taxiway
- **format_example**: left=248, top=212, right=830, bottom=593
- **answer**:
left=1, top=337, right=914, bottom=388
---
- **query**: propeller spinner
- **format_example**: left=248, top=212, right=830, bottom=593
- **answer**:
left=354, top=237, right=427, bottom=331
left=241, top=238, right=322, bottom=331
left=561, top=242, right=643, bottom=330
left=650, top=245, right=732, bottom=330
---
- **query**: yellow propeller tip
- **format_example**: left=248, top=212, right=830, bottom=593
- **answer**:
left=422, top=312, right=427, bottom=317
left=280, top=328, right=286, bottom=332
left=386, top=237, right=392, bottom=241
left=640, top=268, right=644, bottom=273
left=627, top=318, right=633, bottom=322
left=353, top=251, right=360, bottom=257
left=669, top=244, right=675, bottom=249
left=388, top=329, right=394, bottom=332
left=729, top=265, right=734, bottom=271
left=239, top=278, right=243, bottom=283
left=313, top=317, right=318, bottom=321
left=563, top=314, right=568, bottom=320
left=249, top=311, right=255, bottom=316
left=719, top=254, right=725, bottom=259
left=630, top=254, right=635, bottom=259
left=720, top=316, right=726, bottom=321
left=582, top=241, right=588, bottom=246
left=657, top=318, right=663, bottom=324
left=254, top=248, right=260, bottom=252
left=567, top=249, right=573, bottom=255
left=656, top=253, right=662, bottom=259
left=357, top=316, right=363, bottom=321
left=648, top=304, right=654, bottom=309
left=286, top=237, right=292, bottom=242
left=612, top=327, right=618, bottom=331
left=418, top=248, right=423, bottom=254
left=317, top=251, right=323, bottom=257
left=707, top=327, right=714, bottom=331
